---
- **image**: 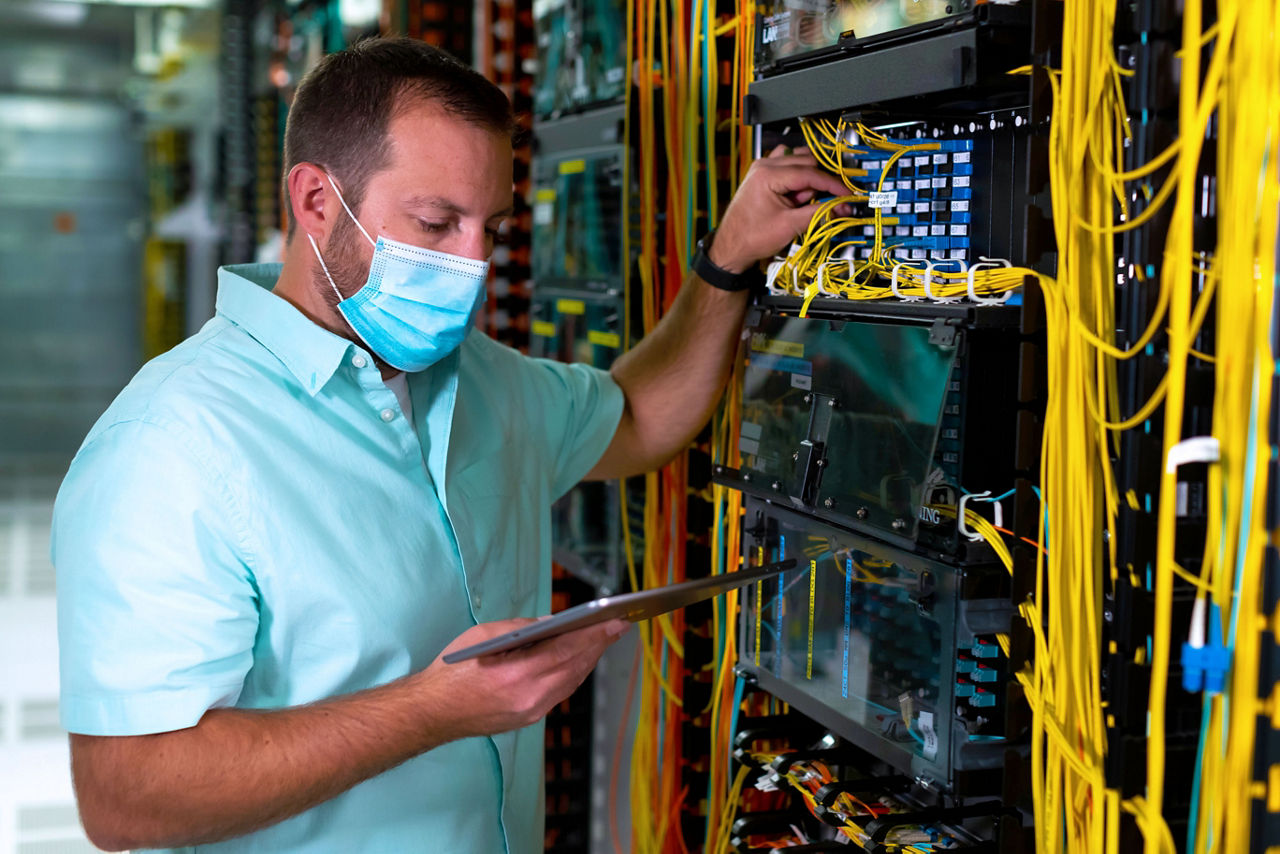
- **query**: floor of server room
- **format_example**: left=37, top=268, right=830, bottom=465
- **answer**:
left=0, top=460, right=93, bottom=854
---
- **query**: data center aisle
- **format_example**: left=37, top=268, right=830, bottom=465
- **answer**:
left=0, top=460, right=93, bottom=854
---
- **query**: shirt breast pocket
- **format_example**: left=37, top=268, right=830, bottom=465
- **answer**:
left=450, top=461, right=543, bottom=615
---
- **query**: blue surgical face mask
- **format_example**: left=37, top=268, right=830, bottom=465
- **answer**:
left=307, top=174, right=489, bottom=373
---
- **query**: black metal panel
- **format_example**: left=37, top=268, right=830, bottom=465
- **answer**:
left=533, top=105, right=627, bottom=156
left=745, top=13, right=1032, bottom=125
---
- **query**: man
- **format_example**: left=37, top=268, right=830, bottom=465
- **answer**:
left=53, top=38, right=846, bottom=853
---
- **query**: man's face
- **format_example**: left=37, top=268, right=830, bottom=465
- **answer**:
left=317, top=97, right=515, bottom=305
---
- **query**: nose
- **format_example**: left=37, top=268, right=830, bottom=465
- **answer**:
left=456, top=225, right=491, bottom=262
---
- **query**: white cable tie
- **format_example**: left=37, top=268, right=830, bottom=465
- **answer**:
left=1165, top=436, right=1221, bottom=474
left=765, top=260, right=785, bottom=294
left=890, top=262, right=921, bottom=302
left=969, top=488, right=1005, bottom=528
left=957, top=491, right=989, bottom=542
left=967, top=256, right=1014, bottom=306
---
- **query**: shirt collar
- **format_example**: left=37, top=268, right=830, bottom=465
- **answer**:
left=216, top=264, right=355, bottom=396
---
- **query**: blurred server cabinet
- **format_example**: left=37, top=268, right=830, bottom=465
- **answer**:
left=530, top=104, right=638, bottom=596
left=532, top=0, right=626, bottom=120
left=529, top=97, right=637, bottom=853
left=0, top=94, right=145, bottom=460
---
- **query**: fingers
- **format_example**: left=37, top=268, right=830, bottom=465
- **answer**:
left=766, top=163, right=850, bottom=199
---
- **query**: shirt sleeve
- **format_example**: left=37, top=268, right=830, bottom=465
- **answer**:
left=52, top=418, right=260, bottom=736
left=522, top=356, right=626, bottom=501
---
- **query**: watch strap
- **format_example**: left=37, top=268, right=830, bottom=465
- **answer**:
left=692, top=229, right=760, bottom=292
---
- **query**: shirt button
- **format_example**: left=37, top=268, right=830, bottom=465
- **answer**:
left=380, top=408, right=396, bottom=422
left=472, top=591, right=483, bottom=609
left=352, top=354, right=368, bottom=369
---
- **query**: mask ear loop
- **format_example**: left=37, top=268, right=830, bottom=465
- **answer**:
left=307, top=233, right=347, bottom=305
left=324, top=172, right=376, bottom=248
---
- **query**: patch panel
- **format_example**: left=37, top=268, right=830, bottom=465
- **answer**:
left=736, top=497, right=1016, bottom=794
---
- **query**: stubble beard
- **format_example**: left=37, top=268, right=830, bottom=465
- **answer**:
left=311, top=214, right=395, bottom=373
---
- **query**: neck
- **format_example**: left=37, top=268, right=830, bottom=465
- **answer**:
left=274, top=236, right=351, bottom=340
left=274, top=236, right=403, bottom=382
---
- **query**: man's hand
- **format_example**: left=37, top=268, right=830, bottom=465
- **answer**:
left=416, top=617, right=630, bottom=738
left=70, top=616, right=628, bottom=851
left=704, top=145, right=851, bottom=274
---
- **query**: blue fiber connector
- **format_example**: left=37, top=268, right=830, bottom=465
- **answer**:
left=1181, top=600, right=1230, bottom=694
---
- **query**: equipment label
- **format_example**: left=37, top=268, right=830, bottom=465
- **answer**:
left=531, top=320, right=556, bottom=337
left=558, top=158, right=586, bottom=175
left=556, top=298, right=586, bottom=315
left=750, top=334, right=804, bottom=358
left=918, top=711, right=939, bottom=760
left=760, top=12, right=791, bottom=45
left=588, top=330, right=620, bottom=349
left=868, top=191, right=898, bottom=209
left=790, top=372, right=812, bottom=390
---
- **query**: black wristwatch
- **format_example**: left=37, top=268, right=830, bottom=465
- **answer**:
left=691, top=229, right=762, bottom=292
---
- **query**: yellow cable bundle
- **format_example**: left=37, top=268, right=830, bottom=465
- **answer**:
left=1031, top=0, right=1135, bottom=848
left=625, top=3, right=756, bottom=852
left=1182, top=0, right=1280, bottom=850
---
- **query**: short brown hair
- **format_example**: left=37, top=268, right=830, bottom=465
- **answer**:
left=282, top=37, right=515, bottom=236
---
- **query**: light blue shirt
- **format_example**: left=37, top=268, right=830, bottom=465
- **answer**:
left=52, top=263, right=625, bottom=853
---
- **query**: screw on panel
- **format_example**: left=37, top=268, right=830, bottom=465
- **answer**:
left=824, top=498, right=835, bottom=508
left=856, top=507, right=868, bottom=519
left=892, top=518, right=907, bottom=531
left=771, top=481, right=781, bottom=490
left=804, top=394, right=812, bottom=404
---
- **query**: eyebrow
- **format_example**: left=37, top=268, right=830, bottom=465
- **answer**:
left=404, top=195, right=514, bottom=219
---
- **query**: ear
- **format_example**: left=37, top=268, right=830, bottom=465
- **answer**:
left=288, top=163, right=337, bottom=243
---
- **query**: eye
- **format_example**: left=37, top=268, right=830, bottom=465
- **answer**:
left=417, top=219, right=450, bottom=234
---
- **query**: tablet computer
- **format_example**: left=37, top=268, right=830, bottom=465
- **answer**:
left=442, top=558, right=797, bottom=663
